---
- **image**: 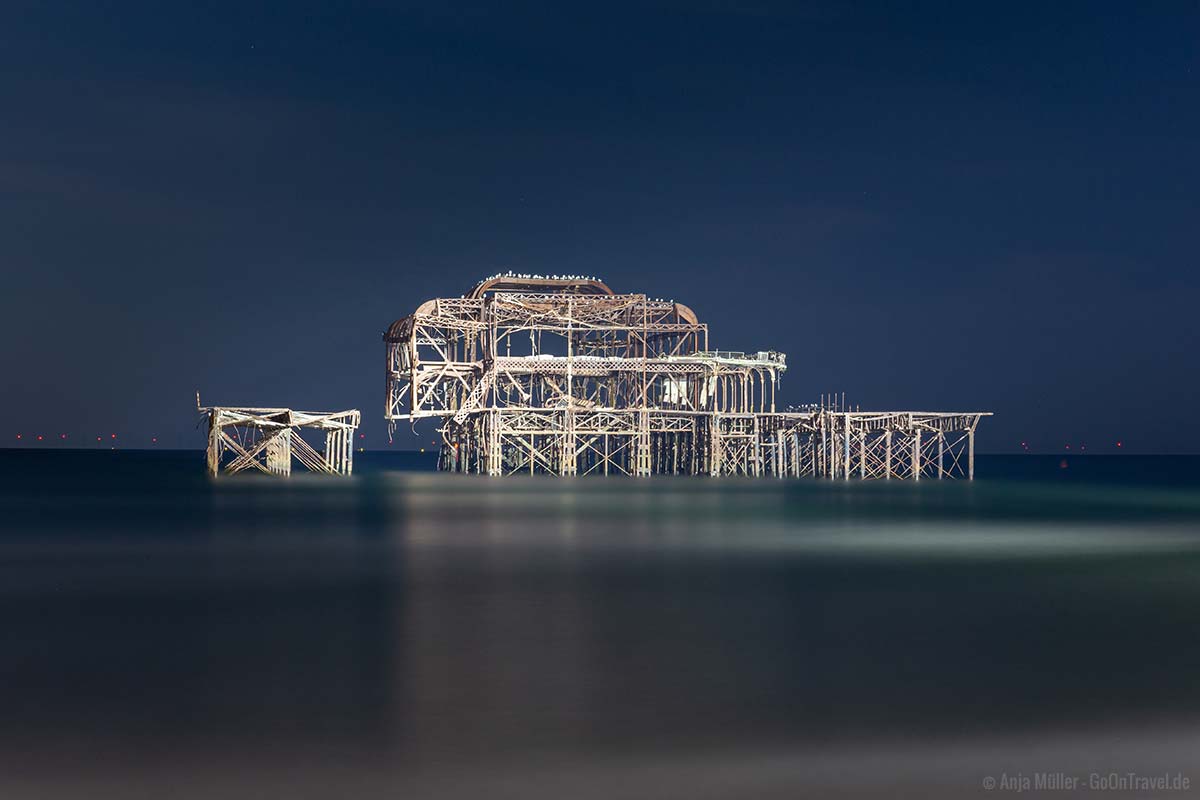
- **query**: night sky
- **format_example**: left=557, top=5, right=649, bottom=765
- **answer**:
left=2, top=2, right=1196, bottom=453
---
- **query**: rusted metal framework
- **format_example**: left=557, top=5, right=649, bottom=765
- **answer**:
left=384, top=275, right=989, bottom=478
left=200, top=402, right=361, bottom=477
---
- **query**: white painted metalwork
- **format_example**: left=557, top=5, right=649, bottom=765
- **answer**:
left=384, top=275, right=990, bottom=478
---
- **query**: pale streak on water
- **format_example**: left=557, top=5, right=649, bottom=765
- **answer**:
left=1, top=451, right=1199, bottom=798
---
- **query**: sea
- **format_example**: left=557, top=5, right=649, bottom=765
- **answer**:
left=1, top=450, right=1198, bottom=798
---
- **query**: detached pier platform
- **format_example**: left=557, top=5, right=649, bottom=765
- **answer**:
left=200, top=404, right=361, bottom=477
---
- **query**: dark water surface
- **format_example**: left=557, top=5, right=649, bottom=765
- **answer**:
left=2, top=451, right=1199, bottom=798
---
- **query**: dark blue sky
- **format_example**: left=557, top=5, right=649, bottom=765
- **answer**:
left=2, top=1, right=1196, bottom=452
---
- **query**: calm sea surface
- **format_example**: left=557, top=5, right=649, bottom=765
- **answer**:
left=2, top=451, right=1199, bottom=798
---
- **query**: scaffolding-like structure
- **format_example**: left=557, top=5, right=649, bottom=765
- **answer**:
left=200, top=403, right=361, bottom=477
left=384, top=275, right=989, bottom=478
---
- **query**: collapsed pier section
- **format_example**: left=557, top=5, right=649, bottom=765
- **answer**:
left=383, top=275, right=989, bottom=478
left=201, top=404, right=361, bottom=477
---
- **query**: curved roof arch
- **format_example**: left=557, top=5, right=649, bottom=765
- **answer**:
left=673, top=302, right=699, bottom=325
left=385, top=278, right=702, bottom=341
left=467, top=275, right=613, bottom=299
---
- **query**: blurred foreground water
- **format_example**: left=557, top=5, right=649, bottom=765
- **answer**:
left=2, top=451, right=1199, bottom=798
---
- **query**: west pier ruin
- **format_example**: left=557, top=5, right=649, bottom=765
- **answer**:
left=384, top=275, right=990, bottom=478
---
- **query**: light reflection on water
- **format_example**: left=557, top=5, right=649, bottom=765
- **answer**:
left=1, top=451, right=1199, bottom=797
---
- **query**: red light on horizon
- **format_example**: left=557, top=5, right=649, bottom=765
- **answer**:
left=15, top=434, right=21, bottom=440
left=152, top=437, right=158, bottom=443
left=1116, top=441, right=1123, bottom=448
left=36, top=435, right=43, bottom=441
left=110, top=434, right=116, bottom=439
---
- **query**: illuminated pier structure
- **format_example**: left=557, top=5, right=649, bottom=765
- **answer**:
left=199, top=399, right=361, bottom=477
left=384, top=275, right=990, bottom=478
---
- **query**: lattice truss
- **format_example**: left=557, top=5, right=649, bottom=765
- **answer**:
left=758, top=412, right=987, bottom=480
left=201, top=406, right=361, bottom=477
left=384, top=275, right=988, bottom=478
